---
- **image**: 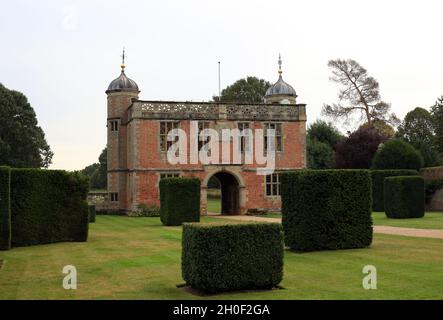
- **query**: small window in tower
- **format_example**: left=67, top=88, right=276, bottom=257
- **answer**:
left=264, top=122, right=282, bottom=153
left=110, top=120, right=119, bottom=132
left=110, top=192, right=119, bottom=202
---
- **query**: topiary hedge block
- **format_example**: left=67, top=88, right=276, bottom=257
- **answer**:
left=0, top=167, right=11, bottom=250
left=371, top=170, right=418, bottom=212
left=182, top=222, right=284, bottom=293
left=88, top=205, right=96, bottom=223
left=281, top=170, right=373, bottom=252
left=384, top=176, right=425, bottom=219
left=160, top=177, right=200, bottom=226
left=10, top=169, right=89, bottom=247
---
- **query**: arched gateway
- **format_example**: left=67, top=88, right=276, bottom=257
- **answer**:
left=202, top=169, right=245, bottom=215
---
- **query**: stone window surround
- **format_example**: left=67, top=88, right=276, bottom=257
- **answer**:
left=265, top=173, right=281, bottom=197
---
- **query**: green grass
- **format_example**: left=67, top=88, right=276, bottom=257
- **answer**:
left=207, top=197, right=221, bottom=213
left=372, top=212, right=443, bottom=229
left=0, top=216, right=442, bottom=299
left=257, top=212, right=443, bottom=230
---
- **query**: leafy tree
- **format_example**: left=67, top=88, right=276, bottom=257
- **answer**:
left=430, top=95, right=443, bottom=153
left=307, top=138, right=335, bottom=169
left=81, top=147, right=107, bottom=189
left=396, top=107, right=440, bottom=167
left=360, top=119, right=395, bottom=138
left=213, top=76, right=271, bottom=103
left=0, top=83, right=53, bottom=168
left=306, top=120, right=343, bottom=169
left=371, top=139, right=424, bottom=170
left=307, top=120, right=344, bottom=150
left=322, top=59, right=399, bottom=127
left=335, top=126, right=388, bottom=169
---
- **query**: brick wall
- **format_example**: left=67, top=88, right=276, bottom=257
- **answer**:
left=421, top=166, right=443, bottom=211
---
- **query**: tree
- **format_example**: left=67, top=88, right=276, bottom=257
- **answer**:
left=396, top=107, right=440, bottom=167
left=306, top=120, right=343, bottom=169
left=335, top=126, right=388, bottom=169
left=430, top=95, right=443, bottom=153
left=307, top=138, right=335, bottom=169
left=81, top=147, right=107, bottom=190
left=213, top=76, right=271, bottom=103
left=307, top=120, right=344, bottom=150
left=0, top=83, right=53, bottom=168
left=322, top=59, right=399, bottom=127
left=371, top=139, right=424, bottom=170
left=360, top=119, right=395, bottom=138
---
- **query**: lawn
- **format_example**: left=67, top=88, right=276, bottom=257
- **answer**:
left=0, top=216, right=442, bottom=299
left=255, top=212, right=443, bottom=230
left=207, top=196, right=221, bottom=213
left=372, top=212, right=443, bottom=229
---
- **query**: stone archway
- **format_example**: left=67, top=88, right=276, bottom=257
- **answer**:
left=202, top=169, right=245, bottom=215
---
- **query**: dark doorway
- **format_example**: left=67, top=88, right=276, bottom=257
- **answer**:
left=207, top=172, right=240, bottom=215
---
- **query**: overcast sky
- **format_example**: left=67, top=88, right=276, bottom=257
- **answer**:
left=1, top=0, right=442, bottom=170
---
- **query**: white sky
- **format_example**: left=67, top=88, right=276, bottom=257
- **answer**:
left=1, top=0, right=442, bottom=170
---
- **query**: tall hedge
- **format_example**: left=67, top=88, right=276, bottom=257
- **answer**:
left=281, top=170, right=372, bottom=252
left=182, top=223, right=283, bottom=293
left=371, top=139, right=424, bottom=170
left=160, top=177, right=200, bottom=226
left=0, top=167, right=11, bottom=250
left=88, top=205, right=96, bottom=223
left=371, top=170, right=418, bottom=212
left=10, top=169, right=89, bottom=247
left=384, top=176, right=425, bottom=219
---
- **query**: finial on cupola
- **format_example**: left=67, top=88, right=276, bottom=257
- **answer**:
left=278, top=53, right=283, bottom=76
left=120, top=47, right=126, bottom=72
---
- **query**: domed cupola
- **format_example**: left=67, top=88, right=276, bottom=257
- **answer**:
left=264, top=54, right=297, bottom=104
left=106, top=49, right=140, bottom=94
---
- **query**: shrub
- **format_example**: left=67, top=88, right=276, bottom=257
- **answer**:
left=128, top=204, right=160, bottom=217
left=307, top=138, right=335, bottom=169
left=182, top=222, right=283, bottom=293
left=0, top=167, right=11, bottom=250
left=88, top=205, right=96, bottom=223
left=371, top=170, right=418, bottom=211
left=160, top=178, right=200, bottom=226
left=10, top=169, right=89, bottom=247
left=335, top=127, right=388, bottom=169
left=384, top=176, right=425, bottom=219
left=372, top=139, right=424, bottom=170
left=281, top=170, right=372, bottom=252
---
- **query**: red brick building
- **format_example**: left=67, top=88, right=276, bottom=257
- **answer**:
left=106, top=56, right=307, bottom=215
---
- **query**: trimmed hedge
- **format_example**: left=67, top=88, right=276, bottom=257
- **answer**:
left=160, top=177, right=200, bottom=226
left=384, top=176, right=425, bottom=219
left=281, top=170, right=372, bottom=252
left=10, top=169, right=89, bottom=247
left=371, top=139, right=424, bottom=170
left=371, top=170, right=418, bottom=211
left=0, top=167, right=11, bottom=250
left=88, top=205, right=96, bottom=223
left=182, top=222, right=283, bottom=293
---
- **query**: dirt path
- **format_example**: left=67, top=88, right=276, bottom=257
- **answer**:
left=208, top=214, right=443, bottom=239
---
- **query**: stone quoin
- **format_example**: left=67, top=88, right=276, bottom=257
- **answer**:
left=106, top=52, right=307, bottom=215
